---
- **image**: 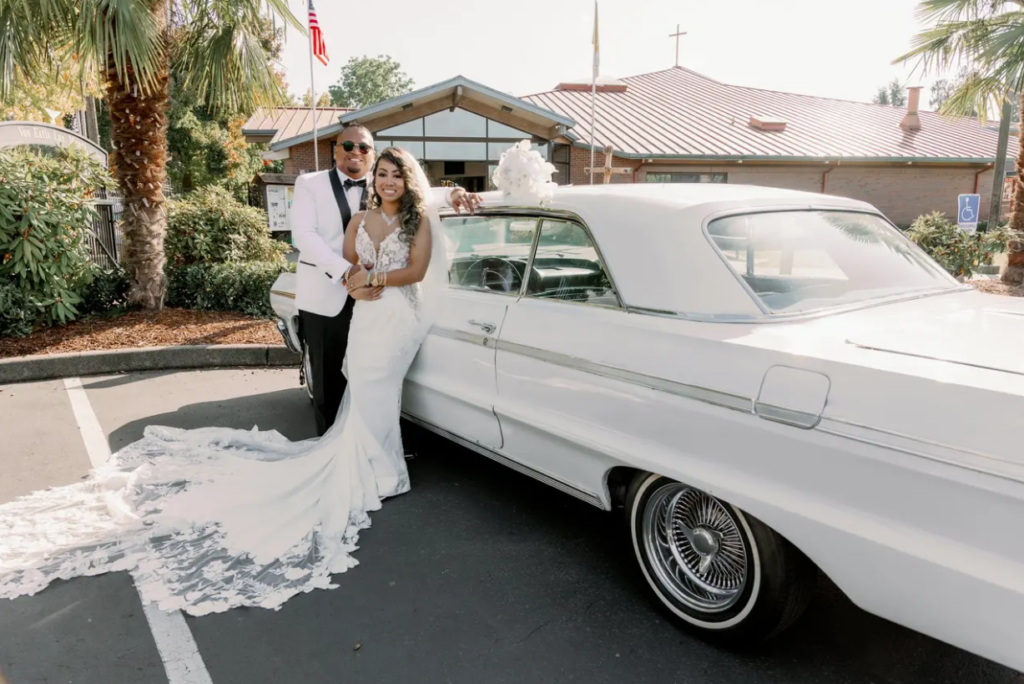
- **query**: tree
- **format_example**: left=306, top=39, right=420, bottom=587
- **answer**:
left=0, top=0, right=302, bottom=310
left=165, top=19, right=284, bottom=201
left=872, top=78, right=907, bottom=107
left=895, top=0, right=1024, bottom=280
left=328, top=56, right=414, bottom=109
left=0, top=62, right=101, bottom=123
left=301, top=89, right=332, bottom=108
left=931, top=68, right=977, bottom=114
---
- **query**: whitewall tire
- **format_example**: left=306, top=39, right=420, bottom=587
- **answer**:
left=626, top=472, right=816, bottom=645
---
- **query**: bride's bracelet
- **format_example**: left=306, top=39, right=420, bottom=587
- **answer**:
left=370, top=271, right=387, bottom=287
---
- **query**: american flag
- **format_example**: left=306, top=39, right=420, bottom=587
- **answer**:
left=308, top=0, right=329, bottom=67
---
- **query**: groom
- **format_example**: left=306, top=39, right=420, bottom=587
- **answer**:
left=290, top=123, right=480, bottom=436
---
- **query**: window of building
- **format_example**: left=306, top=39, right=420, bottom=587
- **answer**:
left=425, top=141, right=487, bottom=161
left=646, top=172, right=728, bottom=183
left=424, top=109, right=488, bottom=138
left=551, top=144, right=571, bottom=186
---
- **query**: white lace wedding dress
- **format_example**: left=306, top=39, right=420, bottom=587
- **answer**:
left=0, top=205, right=447, bottom=616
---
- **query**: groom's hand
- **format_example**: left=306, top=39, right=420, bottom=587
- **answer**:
left=350, top=285, right=383, bottom=301
left=344, top=264, right=367, bottom=287
left=450, top=188, right=481, bottom=214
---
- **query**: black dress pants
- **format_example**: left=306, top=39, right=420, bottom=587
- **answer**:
left=299, top=295, right=357, bottom=437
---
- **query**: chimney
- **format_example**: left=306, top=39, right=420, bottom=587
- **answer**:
left=900, top=86, right=923, bottom=132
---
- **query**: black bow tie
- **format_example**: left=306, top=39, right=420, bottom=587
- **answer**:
left=343, top=178, right=367, bottom=189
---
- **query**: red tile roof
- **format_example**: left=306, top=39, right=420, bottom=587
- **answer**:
left=523, top=67, right=1014, bottom=162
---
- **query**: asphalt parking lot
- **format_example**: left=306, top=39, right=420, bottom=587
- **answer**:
left=0, top=368, right=1020, bottom=684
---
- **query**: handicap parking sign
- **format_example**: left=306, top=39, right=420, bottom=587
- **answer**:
left=958, top=194, right=980, bottom=232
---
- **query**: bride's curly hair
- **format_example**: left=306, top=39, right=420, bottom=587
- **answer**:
left=366, top=147, right=428, bottom=246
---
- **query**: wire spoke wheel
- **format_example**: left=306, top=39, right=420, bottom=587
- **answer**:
left=642, top=482, right=749, bottom=613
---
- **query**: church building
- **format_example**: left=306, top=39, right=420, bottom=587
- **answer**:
left=243, top=67, right=1017, bottom=225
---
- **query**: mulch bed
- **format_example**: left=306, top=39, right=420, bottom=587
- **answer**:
left=0, top=309, right=282, bottom=359
left=971, top=280, right=1024, bottom=298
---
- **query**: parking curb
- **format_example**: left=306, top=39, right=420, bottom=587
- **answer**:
left=0, top=345, right=301, bottom=385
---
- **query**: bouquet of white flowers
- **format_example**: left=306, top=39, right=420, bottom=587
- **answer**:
left=490, top=140, right=558, bottom=205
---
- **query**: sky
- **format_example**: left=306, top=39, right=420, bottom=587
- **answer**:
left=280, top=0, right=950, bottom=109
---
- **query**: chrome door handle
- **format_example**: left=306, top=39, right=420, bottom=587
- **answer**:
left=468, top=320, right=496, bottom=334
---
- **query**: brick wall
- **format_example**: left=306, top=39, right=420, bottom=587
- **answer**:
left=569, top=146, right=642, bottom=185
left=825, top=166, right=996, bottom=225
left=283, top=140, right=334, bottom=176
left=618, top=160, right=999, bottom=226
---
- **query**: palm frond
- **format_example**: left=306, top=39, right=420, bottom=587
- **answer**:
left=939, top=71, right=1009, bottom=120
left=977, top=14, right=1024, bottom=93
left=0, top=0, right=66, bottom=100
left=914, top=0, right=988, bottom=24
left=174, top=0, right=300, bottom=115
left=79, top=0, right=164, bottom=93
left=896, top=0, right=1024, bottom=123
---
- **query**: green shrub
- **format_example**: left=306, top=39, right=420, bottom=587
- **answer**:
left=166, top=261, right=290, bottom=317
left=906, top=211, right=1012, bottom=280
left=79, top=266, right=131, bottom=317
left=0, top=279, right=37, bottom=338
left=0, top=147, right=113, bottom=324
left=166, top=186, right=288, bottom=267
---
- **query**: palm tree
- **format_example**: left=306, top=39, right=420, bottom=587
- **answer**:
left=0, top=0, right=302, bottom=309
left=895, top=0, right=1024, bottom=283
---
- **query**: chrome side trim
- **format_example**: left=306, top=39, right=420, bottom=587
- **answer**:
left=429, top=326, right=493, bottom=347
left=822, top=416, right=1021, bottom=468
left=816, top=425, right=1024, bottom=486
left=754, top=402, right=821, bottom=429
left=625, top=288, right=968, bottom=324
left=491, top=338, right=1022, bottom=483
left=426, top=325, right=754, bottom=436
left=401, top=412, right=605, bottom=509
left=270, top=289, right=296, bottom=300
left=495, top=339, right=753, bottom=414
left=845, top=340, right=1024, bottom=377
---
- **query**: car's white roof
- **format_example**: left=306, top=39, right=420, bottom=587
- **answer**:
left=465, top=184, right=882, bottom=317
left=475, top=183, right=875, bottom=214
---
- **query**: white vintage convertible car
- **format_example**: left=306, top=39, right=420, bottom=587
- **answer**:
left=270, top=184, right=1024, bottom=672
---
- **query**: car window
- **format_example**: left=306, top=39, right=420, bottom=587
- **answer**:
left=524, top=220, right=620, bottom=308
left=442, top=215, right=538, bottom=295
left=706, top=210, right=958, bottom=314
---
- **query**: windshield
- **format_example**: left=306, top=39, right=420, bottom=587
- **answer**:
left=706, top=210, right=959, bottom=314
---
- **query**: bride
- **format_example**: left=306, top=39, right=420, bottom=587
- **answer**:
left=0, top=146, right=452, bottom=616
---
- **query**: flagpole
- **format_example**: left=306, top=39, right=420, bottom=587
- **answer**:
left=307, top=4, right=319, bottom=171
left=590, top=1, right=598, bottom=186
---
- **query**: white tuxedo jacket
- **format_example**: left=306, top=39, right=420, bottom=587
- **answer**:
left=289, top=168, right=453, bottom=317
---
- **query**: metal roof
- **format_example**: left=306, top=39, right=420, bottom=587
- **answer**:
left=242, top=107, right=351, bottom=147
left=339, top=75, right=575, bottom=129
left=245, top=76, right=575, bottom=151
left=522, top=67, right=1017, bottom=162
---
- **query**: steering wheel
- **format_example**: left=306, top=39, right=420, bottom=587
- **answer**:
left=461, top=258, right=525, bottom=293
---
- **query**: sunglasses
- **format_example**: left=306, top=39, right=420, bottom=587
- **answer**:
left=339, top=141, right=373, bottom=154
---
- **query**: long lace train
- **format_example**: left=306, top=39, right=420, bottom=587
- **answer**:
left=0, top=149, right=450, bottom=617
left=1, top=286, right=421, bottom=616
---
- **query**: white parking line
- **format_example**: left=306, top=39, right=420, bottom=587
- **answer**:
left=63, top=377, right=113, bottom=469
left=63, top=377, right=214, bottom=684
